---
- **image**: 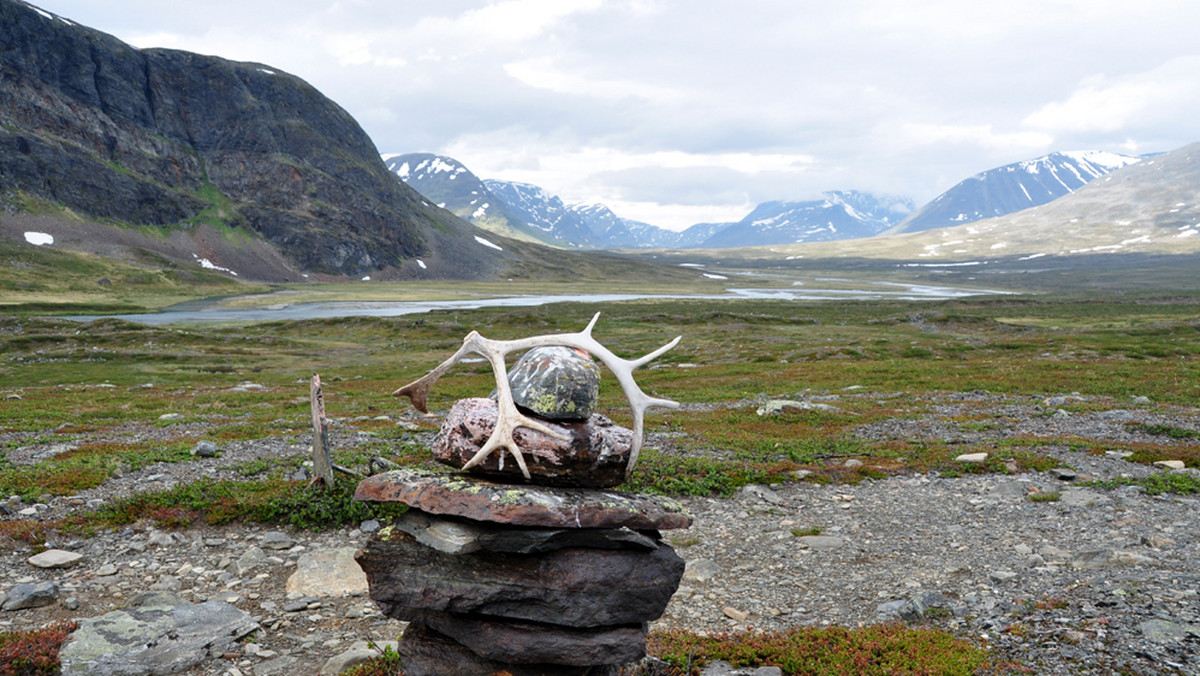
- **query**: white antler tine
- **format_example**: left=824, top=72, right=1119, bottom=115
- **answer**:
left=582, top=312, right=601, bottom=336
left=393, top=337, right=479, bottom=411
left=394, top=314, right=678, bottom=479
left=631, top=335, right=682, bottom=369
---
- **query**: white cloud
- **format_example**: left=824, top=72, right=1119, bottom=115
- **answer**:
left=899, top=123, right=1054, bottom=152
left=31, top=0, right=1200, bottom=233
left=503, top=57, right=680, bottom=102
left=1024, top=56, right=1200, bottom=134
left=406, top=0, right=603, bottom=52
left=441, top=132, right=815, bottom=229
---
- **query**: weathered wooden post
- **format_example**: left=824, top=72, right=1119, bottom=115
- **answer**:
left=310, top=374, right=335, bottom=487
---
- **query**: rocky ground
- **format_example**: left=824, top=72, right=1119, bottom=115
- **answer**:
left=2, top=391, right=1199, bottom=675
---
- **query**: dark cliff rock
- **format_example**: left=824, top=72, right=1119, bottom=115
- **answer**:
left=0, top=0, right=497, bottom=279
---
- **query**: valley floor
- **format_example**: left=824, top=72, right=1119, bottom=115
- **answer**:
left=2, top=390, right=1197, bottom=675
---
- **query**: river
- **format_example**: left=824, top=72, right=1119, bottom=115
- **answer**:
left=70, top=281, right=1009, bottom=325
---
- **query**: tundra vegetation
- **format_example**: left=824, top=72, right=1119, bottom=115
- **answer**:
left=2, top=288, right=1199, bottom=674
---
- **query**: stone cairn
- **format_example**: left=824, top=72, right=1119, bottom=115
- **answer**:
left=355, top=342, right=692, bottom=676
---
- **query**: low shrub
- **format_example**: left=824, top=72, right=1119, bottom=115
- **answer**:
left=0, top=621, right=78, bottom=676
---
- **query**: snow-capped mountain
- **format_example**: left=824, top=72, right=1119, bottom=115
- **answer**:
left=887, top=150, right=1141, bottom=235
left=568, top=203, right=682, bottom=249
left=847, top=142, right=1200, bottom=260
left=483, top=180, right=683, bottom=249
left=386, top=152, right=918, bottom=250
left=694, top=191, right=913, bottom=248
left=481, top=180, right=598, bottom=247
left=675, top=222, right=733, bottom=248
left=383, top=153, right=559, bottom=245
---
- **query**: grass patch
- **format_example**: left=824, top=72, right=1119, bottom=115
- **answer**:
left=1084, top=472, right=1200, bottom=496
left=647, top=624, right=992, bottom=675
left=1028, top=491, right=1061, bottom=502
left=0, top=439, right=195, bottom=501
left=339, top=644, right=405, bottom=676
left=624, top=450, right=796, bottom=497
left=1125, top=421, right=1200, bottom=440
left=1, top=479, right=408, bottom=547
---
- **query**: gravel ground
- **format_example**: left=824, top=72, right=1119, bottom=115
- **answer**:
left=2, top=391, right=1198, bottom=675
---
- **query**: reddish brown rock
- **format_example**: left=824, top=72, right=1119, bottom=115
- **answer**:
left=434, top=397, right=631, bottom=487
left=353, top=467, right=692, bottom=531
left=355, top=528, right=685, bottom=628
left=397, top=622, right=620, bottom=676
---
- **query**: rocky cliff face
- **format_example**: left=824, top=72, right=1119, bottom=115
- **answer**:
left=0, top=0, right=492, bottom=279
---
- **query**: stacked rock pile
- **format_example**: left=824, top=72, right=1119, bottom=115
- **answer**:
left=354, top=347, right=692, bottom=675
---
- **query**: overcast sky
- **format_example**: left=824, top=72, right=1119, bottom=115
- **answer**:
left=31, top=0, right=1200, bottom=230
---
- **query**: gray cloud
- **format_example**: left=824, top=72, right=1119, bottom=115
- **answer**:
left=32, top=0, right=1200, bottom=230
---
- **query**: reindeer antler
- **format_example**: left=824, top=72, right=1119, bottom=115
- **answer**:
left=394, top=313, right=680, bottom=479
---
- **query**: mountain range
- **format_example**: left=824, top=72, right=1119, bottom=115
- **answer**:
left=387, top=151, right=916, bottom=250
left=885, top=150, right=1142, bottom=235
left=741, top=142, right=1200, bottom=263
left=2, top=0, right=1195, bottom=286
left=387, top=149, right=1151, bottom=252
left=0, top=0, right=623, bottom=283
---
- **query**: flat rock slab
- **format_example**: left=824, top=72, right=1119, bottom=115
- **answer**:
left=58, top=591, right=258, bottom=676
left=354, top=467, right=692, bottom=530
left=434, top=398, right=631, bottom=487
left=285, top=547, right=368, bottom=599
left=394, top=509, right=659, bottom=556
left=27, top=549, right=84, bottom=568
left=356, top=528, right=684, bottom=627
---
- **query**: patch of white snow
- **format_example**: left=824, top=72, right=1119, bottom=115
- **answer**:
left=24, top=231, right=53, bottom=246
left=474, top=236, right=503, bottom=251
left=702, top=273, right=728, bottom=280
left=192, top=254, right=238, bottom=276
left=417, top=259, right=427, bottom=269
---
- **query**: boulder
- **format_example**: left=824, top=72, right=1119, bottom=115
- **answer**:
left=2, top=581, right=59, bottom=611
left=433, top=398, right=632, bottom=487
left=413, top=610, right=646, bottom=666
left=396, top=621, right=620, bottom=676
left=506, top=346, right=601, bottom=421
left=356, top=529, right=684, bottom=628
left=58, top=591, right=258, bottom=676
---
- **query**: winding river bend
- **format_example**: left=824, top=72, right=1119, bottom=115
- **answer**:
left=73, top=281, right=1009, bottom=325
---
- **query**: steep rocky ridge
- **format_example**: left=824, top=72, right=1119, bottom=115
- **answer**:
left=0, top=0, right=498, bottom=280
